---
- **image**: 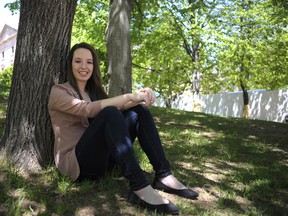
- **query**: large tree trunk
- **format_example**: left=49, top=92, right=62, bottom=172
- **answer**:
left=0, top=0, right=77, bottom=172
left=106, top=0, right=132, bottom=96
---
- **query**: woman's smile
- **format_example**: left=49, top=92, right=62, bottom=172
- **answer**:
left=72, top=48, right=94, bottom=87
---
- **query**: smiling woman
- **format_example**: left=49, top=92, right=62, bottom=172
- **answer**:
left=71, top=48, right=94, bottom=92
left=48, top=42, right=199, bottom=214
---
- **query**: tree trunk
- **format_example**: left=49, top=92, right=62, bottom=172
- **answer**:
left=0, top=0, right=77, bottom=172
left=240, top=79, right=250, bottom=119
left=106, top=0, right=132, bottom=96
left=184, top=0, right=202, bottom=112
left=238, top=0, right=251, bottom=119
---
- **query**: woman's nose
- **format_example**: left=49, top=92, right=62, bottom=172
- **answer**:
left=81, top=62, right=87, bottom=69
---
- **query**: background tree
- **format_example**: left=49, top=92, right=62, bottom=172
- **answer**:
left=132, top=0, right=219, bottom=109
left=72, top=0, right=287, bottom=110
left=0, top=0, right=77, bottom=171
left=106, top=0, right=133, bottom=96
left=131, top=1, right=191, bottom=106
left=271, top=0, right=288, bottom=20
left=213, top=0, right=288, bottom=117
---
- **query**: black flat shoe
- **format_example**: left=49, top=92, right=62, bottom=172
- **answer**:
left=127, top=190, right=179, bottom=215
left=153, top=178, right=199, bottom=200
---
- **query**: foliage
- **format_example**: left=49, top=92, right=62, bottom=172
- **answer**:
left=0, top=66, right=13, bottom=87
left=131, top=0, right=288, bottom=98
left=132, top=1, right=192, bottom=97
left=4, top=0, right=20, bottom=15
left=72, top=0, right=110, bottom=85
left=211, top=0, right=288, bottom=93
left=5, top=0, right=288, bottom=97
left=0, top=67, right=12, bottom=100
left=0, top=70, right=9, bottom=134
left=131, top=0, right=219, bottom=99
left=271, top=0, right=288, bottom=23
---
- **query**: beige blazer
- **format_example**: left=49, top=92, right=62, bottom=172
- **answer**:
left=48, top=82, right=102, bottom=180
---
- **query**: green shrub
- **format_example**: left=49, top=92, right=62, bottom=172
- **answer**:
left=0, top=66, right=13, bottom=87
left=0, top=66, right=12, bottom=99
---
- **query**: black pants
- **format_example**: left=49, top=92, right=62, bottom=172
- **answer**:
left=75, top=105, right=171, bottom=190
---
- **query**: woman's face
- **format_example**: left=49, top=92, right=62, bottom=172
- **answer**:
left=72, top=48, right=93, bottom=87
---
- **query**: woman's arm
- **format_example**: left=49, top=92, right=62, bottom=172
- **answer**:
left=100, top=91, right=153, bottom=110
left=49, top=84, right=156, bottom=119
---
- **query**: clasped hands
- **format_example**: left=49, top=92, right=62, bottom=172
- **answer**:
left=135, top=88, right=156, bottom=106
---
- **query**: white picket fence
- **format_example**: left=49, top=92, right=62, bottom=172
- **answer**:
left=154, top=88, right=288, bottom=123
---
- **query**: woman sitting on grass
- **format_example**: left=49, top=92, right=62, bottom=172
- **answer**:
left=48, top=42, right=198, bottom=214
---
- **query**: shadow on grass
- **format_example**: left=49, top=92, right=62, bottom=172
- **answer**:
left=0, top=165, right=139, bottom=216
left=0, top=105, right=287, bottom=215
left=150, top=106, right=288, bottom=215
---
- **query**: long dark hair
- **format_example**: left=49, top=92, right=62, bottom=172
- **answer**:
left=66, top=42, right=108, bottom=101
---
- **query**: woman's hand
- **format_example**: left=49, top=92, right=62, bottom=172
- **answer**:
left=132, top=92, right=151, bottom=106
left=138, top=88, right=156, bottom=106
left=101, top=88, right=155, bottom=111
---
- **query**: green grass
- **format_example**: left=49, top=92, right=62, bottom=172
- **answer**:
left=0, top=86, right=288, bottom=215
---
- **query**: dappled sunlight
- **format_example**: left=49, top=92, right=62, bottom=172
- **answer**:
left=235, top=196, right=252, bottom=212
left=267, top=144, right=288, bottom=156
left=150, top=107, right=288, bottom=214
left=201, top=161, right=233, bottom=183
left=76, top=206, right=96, bottom=215
left=0, top=162, right=128, bottom=215
left=9, top=189, right=46, bottom=215
left=189, top=174, right=256, bottom=214
left=195, top=186, right=253, bottom=213
left=1, top=106, right=287, bottom=215
left=201, top=131, right=217, bottom=138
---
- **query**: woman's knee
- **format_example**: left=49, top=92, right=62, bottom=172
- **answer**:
left=101, top=106, right=125, bottom=122
left=130, top=104, right=149, bottom=114
left=102, top=106, right=119, bottom=113
left=124, top=105, right=149, bottom=122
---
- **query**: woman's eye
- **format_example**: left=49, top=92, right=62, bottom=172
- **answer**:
left=75, top=60, right=81, bottom=63
left=87, top=61, right=93, bottom=64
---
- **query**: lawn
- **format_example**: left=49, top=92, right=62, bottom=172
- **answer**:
left=0, top=87, right=288, bottom=215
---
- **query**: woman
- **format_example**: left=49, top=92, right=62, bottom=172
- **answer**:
left=48, top=42, right=198, bottom=214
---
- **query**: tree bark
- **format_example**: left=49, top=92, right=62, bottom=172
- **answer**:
left=240, top=79, right=250, bottom=119
left=184, top=0, right=202, bottom=111
left=0, top=0, right=77, bottom=171
left=106, top=0, right=132, bottom=96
